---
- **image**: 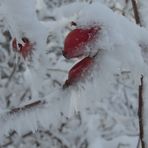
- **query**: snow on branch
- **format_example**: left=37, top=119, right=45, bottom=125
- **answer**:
left=1, top=0, right=148, bottom=147
left=0, top=88, right=71, bottom=143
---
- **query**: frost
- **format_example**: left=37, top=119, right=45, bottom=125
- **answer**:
left=0, top=0, right=147, bottom=147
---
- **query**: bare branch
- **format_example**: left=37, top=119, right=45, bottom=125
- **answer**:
left=9, top=100, right=46, bottom=115
left=131, top=0, right=142, bottom=26
left=138, top=75, right=145, bottom=148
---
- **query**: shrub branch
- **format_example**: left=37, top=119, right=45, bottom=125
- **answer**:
left=138, top=75, right=145, bottom=148
left=131, top=0, right=142, bottom=26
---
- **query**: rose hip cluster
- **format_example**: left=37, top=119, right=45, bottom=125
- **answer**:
left=63, top=23, right=100, bottom=87
left=12, top=37, right=33, bottom=59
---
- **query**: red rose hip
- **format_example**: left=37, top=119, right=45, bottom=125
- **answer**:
left=63, top=26, right=100, bottom=59
left=64, top=56, right=94, bottom=87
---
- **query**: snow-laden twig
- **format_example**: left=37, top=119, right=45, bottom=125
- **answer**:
left=0, top=87, right=72, bottom=142
left=9, top=100, right=46, bottom=114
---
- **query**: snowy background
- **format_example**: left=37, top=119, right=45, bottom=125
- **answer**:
left=0, top=0, right=147, bottom=147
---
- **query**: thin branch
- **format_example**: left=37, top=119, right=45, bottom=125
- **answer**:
left=136, top=137, right=140, bottom=148
left=22, top=131, right=33, bottom=138
left=138, top=75, right=145, bottom=148
left=5, top=58, right=20, bottom=88
left=45, top=131, right=69, bottom=148
left=7, top=88, right=66, bottom=115
left=48, top=68, right=67, bottom=73
left=4, top=88, right=65, bottom=115
left=2, top=130, right=69, bottom=148
left=9, top=100, right=46, bottom=115
left=1, top=140, right=13, bottom=147
left=20, top=88, right=30, bottom=102
left=131, top=0, right=142, bottom=26
left=1, top=87, right=64, bottom=116
left=0, top=87, right=66, bottom=145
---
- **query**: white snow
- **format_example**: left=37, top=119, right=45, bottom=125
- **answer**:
left=0, top=0, right=147, bottom=147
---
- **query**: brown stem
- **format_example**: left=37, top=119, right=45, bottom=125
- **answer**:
left=138, top=75, right=145, bottom=148
left=6, top=87, right=65, bottom=115
left=131, top=0, right=142, bottom=26
left=9, top=100, right=46, bottom=114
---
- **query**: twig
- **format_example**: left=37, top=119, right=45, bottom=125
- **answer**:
left=9, top=100, right=46, bottom=115
left=48, top=68, right=67, bottom=73
left=7, top=87, right=66, bottom=115
left=131, top=0, right=142, bottom=26
left=22, top=131, right=33, bottom=138
left=5, top=58, right=20, bottom=88
left=136, top=137, right=140, bottom=148
left=45, top=131, right=68, bottom=148
left=3, top=86, right=65, bottom=115
left=138, top=75, right=145, bottom=148
left=20, top=88, right=30, bottom=102
left=0, top=131, right=16, bottom=147
left=1, top=140, right=13, bottom=147
left=1, top=129, right=69, bottom=148
left=1, top=131, right=35, bottom=147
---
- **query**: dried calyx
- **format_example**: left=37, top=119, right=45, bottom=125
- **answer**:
left=12, top=37, right=33, bottom=59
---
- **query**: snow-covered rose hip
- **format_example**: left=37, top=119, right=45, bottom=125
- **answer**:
left=63, top=26, right=100, bottom=59
left=63, top=56, right=94, bottom=87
